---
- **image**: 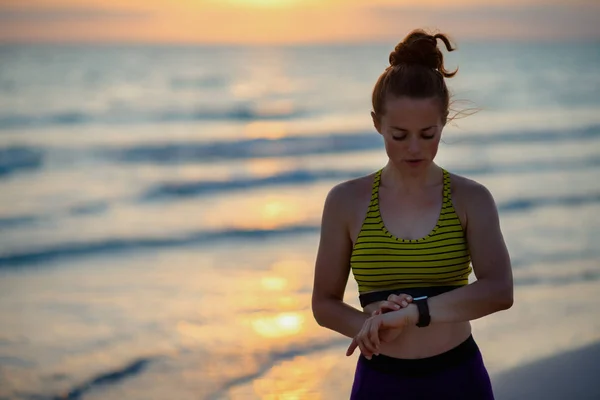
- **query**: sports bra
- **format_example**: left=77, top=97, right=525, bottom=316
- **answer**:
left=350, top=168, right=472, bottom=307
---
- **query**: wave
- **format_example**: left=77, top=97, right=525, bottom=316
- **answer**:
left=501, top=192, right=600, bottom=212
left=108, top=132, right=379, bottom=164
left=206, top=338, right=348, bottom=400
left=108, top=125, right=600, bottom=164
left=0, top=105, right=308, bottom=130
left=0, top=225, right=318, bottom=267
left=0, top=214, right=39, bottom=230
left=2, top=188, right=599, bottom=267
left=68, top=201, right=110, bottom=216
left=142, top=156, right=600, bottom=201
left=0, top=201, right=109, bottom=231
left=143, top=169, right=359, bottom=200
left=516, top=269, right=600, bottom=287
left=170, top=75, right=227, bottom=90
left=49, top=357, right=153, bottom=400
left=513, top=254, right=600, bottom=286
left=36, top=339, right=346, bottom=400
left=0, top=146, right=43, bottom=177
left=444, top=124, right=600, bottom=145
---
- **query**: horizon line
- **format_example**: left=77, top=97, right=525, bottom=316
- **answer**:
left=1, top=36, right=599, bottom=47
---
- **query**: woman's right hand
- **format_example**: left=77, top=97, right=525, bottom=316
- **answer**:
left=348, top=305, right=416, bottom=359
left=365, top=293, right=413, bottom=316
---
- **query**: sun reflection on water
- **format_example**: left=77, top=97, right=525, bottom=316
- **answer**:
left=261, top=276, right=288, bottom=291
left=245, top=121, right=288, bottom=140
left=252, top=312, right=305, bottom=339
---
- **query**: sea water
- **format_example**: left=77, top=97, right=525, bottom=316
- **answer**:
left=0, top=41, right=599, bottom=399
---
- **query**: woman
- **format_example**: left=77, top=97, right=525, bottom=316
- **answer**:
left=311, top=29, right=513, bottom=399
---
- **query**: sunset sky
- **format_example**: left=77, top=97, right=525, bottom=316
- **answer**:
left=1, top=0, right=599, bottom=44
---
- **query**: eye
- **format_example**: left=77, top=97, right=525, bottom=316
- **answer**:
left=391, top=135, right=407, bottom=141
left=421, top=127, right=437, bottom=140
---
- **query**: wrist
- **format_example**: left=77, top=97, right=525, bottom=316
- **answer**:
left=405, top=303, right=419, bottom=325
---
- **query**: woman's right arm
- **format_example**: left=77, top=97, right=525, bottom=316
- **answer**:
left=311, top=183, right=370, bottom=339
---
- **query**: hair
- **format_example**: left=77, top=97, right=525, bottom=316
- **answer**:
left=372, top=29, right=458, bottom=125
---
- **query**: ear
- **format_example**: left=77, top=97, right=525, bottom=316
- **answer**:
left=371, top=111, right=382, bottom=135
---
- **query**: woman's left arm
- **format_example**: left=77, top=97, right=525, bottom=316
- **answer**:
left=417, top=182, right=514, bottom=324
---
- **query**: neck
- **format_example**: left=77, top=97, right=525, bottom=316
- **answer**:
left=382, top=161, right=442, bottom=194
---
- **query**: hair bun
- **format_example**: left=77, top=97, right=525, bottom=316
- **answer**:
left=389, top=30, right=457, bottom=78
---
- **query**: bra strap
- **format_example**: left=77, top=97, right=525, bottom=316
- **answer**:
left=442, top=169, right=452, bottom=205
left=370, top=169, right=382, bottom=206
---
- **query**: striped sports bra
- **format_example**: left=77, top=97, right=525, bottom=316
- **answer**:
left=350, top=168, right=472, bottom=307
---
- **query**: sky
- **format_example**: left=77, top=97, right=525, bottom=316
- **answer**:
left=0, top=0, right=599, bottom=44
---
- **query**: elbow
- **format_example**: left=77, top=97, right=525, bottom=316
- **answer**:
left=496, top=285, right=514, bottom=311
left=498, top=294, right=513, bottom=311
left=311, top=296, right=327, bottom=327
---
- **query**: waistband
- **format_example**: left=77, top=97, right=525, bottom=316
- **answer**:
left=359, top=285, right=463, bottom=308
left=359, top=335, right=479, bottom=376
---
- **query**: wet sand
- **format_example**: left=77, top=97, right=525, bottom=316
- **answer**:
left=492, top=341, right=600, bottom=400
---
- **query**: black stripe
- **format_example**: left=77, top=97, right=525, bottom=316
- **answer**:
left=352, top=255, right=470, bottom=263
left=352, top=241, right=467, bottom=252
left=352, top=261, right=471, bottom=271
left=353, top=266, right=469, bottom=277
left=439, top=215, right=459, bottom=221
left=434, top=222, right=463, bottom=229
left=362, top=222, right=382, bottom=226
left=379, top=222, right=464, bottom=238
left=351, top=247, right=469, bottom=258
left=356, top=272, right=470, bottom=283
left=355, top=231, right=465, bottom=244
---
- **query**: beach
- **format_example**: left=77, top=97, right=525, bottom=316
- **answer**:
left=0, top=42, right=599, bottom=399
left=493, top=341, right=600, bottom=400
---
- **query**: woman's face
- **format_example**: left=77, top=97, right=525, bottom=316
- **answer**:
left=372, top=96, right=444, bottom=173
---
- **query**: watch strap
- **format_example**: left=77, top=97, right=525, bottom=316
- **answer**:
left=413, top=296, right=431, bottom=328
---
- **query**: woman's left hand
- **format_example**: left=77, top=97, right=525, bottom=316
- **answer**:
left=346, top=307, right=415, bottom=359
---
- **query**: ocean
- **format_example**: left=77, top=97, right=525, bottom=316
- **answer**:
left=0, top=41, right=599, bottom=399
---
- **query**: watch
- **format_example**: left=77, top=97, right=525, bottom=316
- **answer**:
left=413, top=296, right=431, bottom=328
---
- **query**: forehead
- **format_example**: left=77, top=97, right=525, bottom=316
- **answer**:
left=381, top=96, right=442, bottom=127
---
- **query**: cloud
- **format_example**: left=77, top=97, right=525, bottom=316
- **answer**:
left=0, top=7, right=152, bottom=22
left=367, top=4, right=600, bottom=40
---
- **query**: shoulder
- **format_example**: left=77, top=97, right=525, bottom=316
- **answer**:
left=327, top=173, right=374, bottom=201
left=449, top=172, right=495, bottom=202
left=322, top=173, right=376, bottom=220
left=447, top=172, right=499, bottom=223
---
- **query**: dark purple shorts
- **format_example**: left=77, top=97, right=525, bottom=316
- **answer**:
left=350, top=335, right=494, bottom=400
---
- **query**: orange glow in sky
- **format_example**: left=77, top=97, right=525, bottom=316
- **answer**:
left=0, top=0, right=598, bottom=43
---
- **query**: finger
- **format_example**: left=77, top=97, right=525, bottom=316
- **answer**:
left=360, top=319, right=378, bottom=356
left=354, top=324, right=369, bottom=358
left=346, top=338, right=358, bottom=356
left=378, top=301, right=401, bottom=313
left=356, top=335, right=371, bottom=360
left=387, top=294, right=413, bottom=308
left=369, top=317, right=381, bottom=353
left=357, top=322, right=376, bottom=359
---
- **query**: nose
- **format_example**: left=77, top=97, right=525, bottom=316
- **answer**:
left=407, top=136, right=421, bottom=155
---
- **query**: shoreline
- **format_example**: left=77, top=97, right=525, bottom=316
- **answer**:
left=492, top=341, right=600, bottom=400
